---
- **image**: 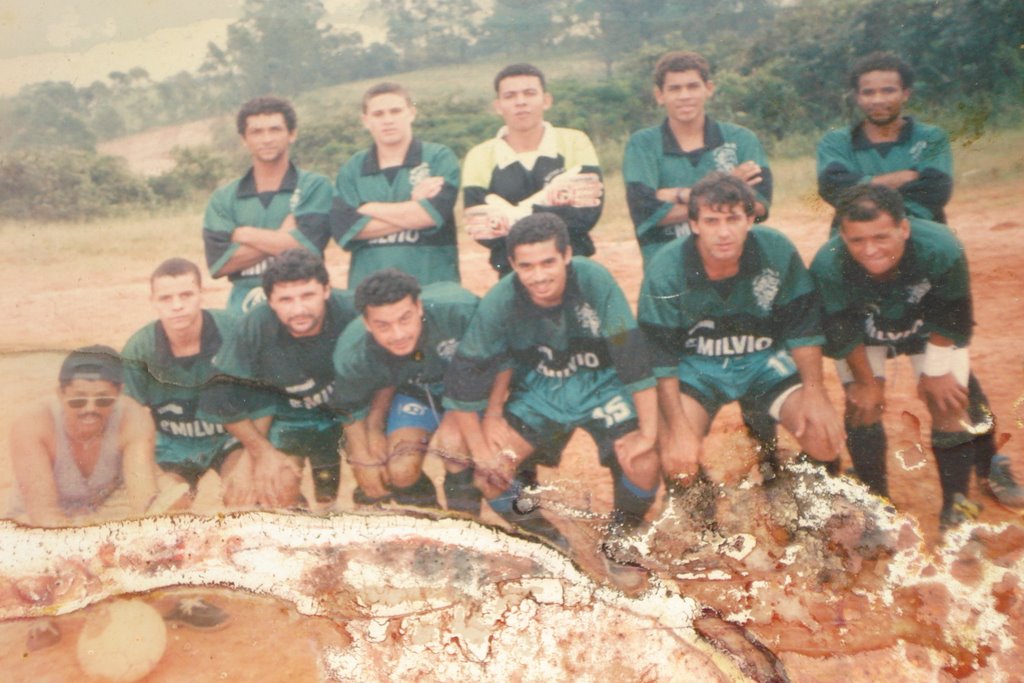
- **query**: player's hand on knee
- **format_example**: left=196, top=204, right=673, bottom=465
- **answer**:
left=846, top=378, right=886, bottom=425
left=482, top=414, right=514, bottom=454
left=221, top=460, right=257, bottom=508
left=793, top=387, right=845, bottom=458
left=473, top=448, right=515, bottom=500
left=351, top=463, right=390, bottom=500
left=918, top=373, right=969, bottom=417
left=659, top=425, right=702, bottom=482
left=430, top=420, right=471, bottom=472
left=614, top=430, right=657, bottom=468
left=252, top=447, right=301, bottom=507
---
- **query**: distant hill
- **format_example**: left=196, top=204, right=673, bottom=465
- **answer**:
left=0, top=0, right=383, bottom=96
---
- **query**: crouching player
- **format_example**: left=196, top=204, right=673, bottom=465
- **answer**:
left=810, top=185, right=1024, bottom=527
left=332, top=269, right=481, bottom=513
left=200, top=250, right=358, bottom=509
left=122, top=258, right=240, bottom=509
left=638, top=173, right=844, bottom=491
left=443, top=214, right=660, bottom=547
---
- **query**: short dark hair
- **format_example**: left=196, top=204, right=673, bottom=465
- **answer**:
left=150, top=257, right=201, bottom=290
left=688, top=172, right=756, bottom=221
left=362, top=82, right=412, bottom=112
left=654, top=51, right=711, bottom=89
left=507, top=213, right=569, bottom=260
left=59, top=345, right=123, bottom=388
left=236, top=96, right=297, bottom=135
left=849, top=51, right=914, bottom=91
left=262, top=249, right=329, bottom=297
left=494, top=63, right=546, bottom=93
left=835, top=185, right=906, bottom=226
left=355, top=269, right=421, bottom=313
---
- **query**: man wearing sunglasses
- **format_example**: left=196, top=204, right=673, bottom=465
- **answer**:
left=8, top=345, right=157, bottom=528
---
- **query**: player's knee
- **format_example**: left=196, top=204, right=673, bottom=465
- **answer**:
left=388, top=455, right=425, bottom=489
left=620, top=446, right=659, bottom=480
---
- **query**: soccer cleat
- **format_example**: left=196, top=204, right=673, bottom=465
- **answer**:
left=984, top=454, right=1024, bottom=508
left=164, top=597, right=229, bottom=630
left=26, top=620, right=61, bottom=651
left=939, top=493, right=982, bottom=531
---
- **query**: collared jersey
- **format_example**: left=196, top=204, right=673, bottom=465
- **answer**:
left=638, top=227, right=823, bottom=376
left=817, top=117, right=952, bottom=223
left=330, top=139, right=460, bottom=288
left=200, top=290, right=357, bottom=431
left=462, top=124, right=603, bottom=274
left=624, top=117, right=773, bottom=266
left=332, top=282, right=479, bottom=424
left=203, top=163, right=333, bottom=304
left=443, top=258, right=654, bottom=413
left=810, top=218, right=971, bottom=359
left=122, top=309, right=238, bottom=466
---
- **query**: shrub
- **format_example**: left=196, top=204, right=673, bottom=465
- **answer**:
left=0, top=148, right=153, bottom=221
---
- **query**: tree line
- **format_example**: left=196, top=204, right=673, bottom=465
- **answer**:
left=0, top=0, right=1019, bottom=220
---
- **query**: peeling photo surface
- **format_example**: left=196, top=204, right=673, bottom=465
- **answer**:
left=1, top=3, right=1023, bottom=682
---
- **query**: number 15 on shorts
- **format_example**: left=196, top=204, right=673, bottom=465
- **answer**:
left=592, top=395, right=632, bottom=427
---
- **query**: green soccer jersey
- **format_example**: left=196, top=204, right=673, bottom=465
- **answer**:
left=122, top=309, right=238, bottom=469
left=331, top=140, right=461, bottom=288
left=443, top=258, right=654, bottom=414
left=203, top=163, right=334, bottom=312
left=199, top=290, right=358, bottom=432
left=638, top=227, right=823, bottom=377
left=817, top=117, right=952, bottom=224
left=810, top=218, right=972, bottom=359
left=332, top=282, right=479, bottom=424
left=462, top=124, right=603, bottom=274
left=624, top=118, right=773, bottom=267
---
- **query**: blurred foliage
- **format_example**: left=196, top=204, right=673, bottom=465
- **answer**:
left=0, top=149, right=153, bottom=221
left=1, top=0, right=1020, bottom=220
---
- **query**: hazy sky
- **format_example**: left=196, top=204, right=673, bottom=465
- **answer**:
left=0, top=0, right=376, bottom=95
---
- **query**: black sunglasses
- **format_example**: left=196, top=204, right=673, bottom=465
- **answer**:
left=65, top=396, right=117, bottom=409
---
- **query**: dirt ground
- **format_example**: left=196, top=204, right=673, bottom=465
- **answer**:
left=0, top=138, right=1021, bottom=680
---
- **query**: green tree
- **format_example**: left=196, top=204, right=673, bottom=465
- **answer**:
left=208, top=0, right=347, bottom=96
left=480, top=0, right=562, bottom=55
left=374, top=0, right=485, bottom=66
left=4, top=82, right=95, bottom=151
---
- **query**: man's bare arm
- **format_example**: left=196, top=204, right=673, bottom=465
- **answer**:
left=655, top=376, right=702, bottom=479
left=216, top=215, right=302, bottom=275
left=118, top=399, right=158, bottom=515
left=9, top=405, right=68, bottom=527
left=871, top=169, right=920, bottom=190
left=790, top=345, right=844, bottom=455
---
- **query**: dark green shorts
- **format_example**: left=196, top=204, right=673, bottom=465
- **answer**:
left=505, top=383, right=638, bottom=469
left=269, top=421, right=343, bottom=502
left=678, top=348, right=801, bottom=420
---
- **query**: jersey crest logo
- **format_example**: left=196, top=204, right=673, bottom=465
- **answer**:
left=906, top=279, right=932, bottom=304
left=575, top=303, right=602, bottom=336
left=909, top=140, right=927, bottom=163
left=435, top=338, right=458, bottom=361
left=688, top=319, right=715, bottom=336
left=752, top=268, right=780, bottom=312
left=409, top=162, right=431, bottom=188
left=285, top=378, right=316, bottom=394
left=712, top=143, right=739, bottom=172
left=401, top=401, right=428, bottom=416
left=157, top=403, right=185, bottom=416
left=289, top=186, right=302, bottom=212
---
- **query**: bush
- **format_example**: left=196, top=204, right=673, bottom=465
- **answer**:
left=149, top=147, right=231, bottom=203
left=0, top=148, right=153, bottom=221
